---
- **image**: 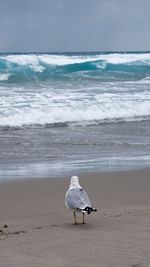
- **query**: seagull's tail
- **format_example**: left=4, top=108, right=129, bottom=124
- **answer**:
left=84, top=207, right=97, bottom=214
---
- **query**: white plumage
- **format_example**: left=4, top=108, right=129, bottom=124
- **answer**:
left=65, top=176, right=97, bottom=224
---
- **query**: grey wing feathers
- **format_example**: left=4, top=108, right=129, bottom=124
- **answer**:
left=65, top=188, right=91, bottom=210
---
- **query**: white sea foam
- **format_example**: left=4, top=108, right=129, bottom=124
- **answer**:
left=5, top=55, right=45, bottom=72
left=1, top=52, right=150, bottom=70
left=0, top=74, right=10, bottom=81
left=4, top=54, right=98, bottom=68
left=99, top=53, right=150, bottom=64
left=0, top=90, right=150, bottom=127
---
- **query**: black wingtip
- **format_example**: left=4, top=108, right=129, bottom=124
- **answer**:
left=84, top=207, right=98, bottom=214
left=92, top=208, right=97, bottom=212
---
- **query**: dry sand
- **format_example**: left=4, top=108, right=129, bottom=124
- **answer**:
left=0, top=169, right=150, bottom=267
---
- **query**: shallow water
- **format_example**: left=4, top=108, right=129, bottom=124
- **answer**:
left=0, top=120, right=150, bottom=180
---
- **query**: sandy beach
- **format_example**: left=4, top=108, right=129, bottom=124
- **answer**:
left=0, top=169, right=150, bottom=267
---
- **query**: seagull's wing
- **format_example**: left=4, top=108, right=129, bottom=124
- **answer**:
left=65, top=188, right=91, bottom=210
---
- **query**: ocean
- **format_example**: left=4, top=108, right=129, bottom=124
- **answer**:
left=0, top=51, right=150, bottom=180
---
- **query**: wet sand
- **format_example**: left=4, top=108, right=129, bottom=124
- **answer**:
left=0, top=169, right=150, bottom=267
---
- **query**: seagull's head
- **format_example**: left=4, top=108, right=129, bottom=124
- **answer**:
left=70, top=176, right=81, bottom=189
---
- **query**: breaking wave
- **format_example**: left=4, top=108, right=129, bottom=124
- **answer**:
left=0, top=52, right=150, bottom=82
left=1, top=95, right=150, bottom=128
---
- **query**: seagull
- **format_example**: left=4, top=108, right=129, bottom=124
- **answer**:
left=65, top=176, right=97, bottom=224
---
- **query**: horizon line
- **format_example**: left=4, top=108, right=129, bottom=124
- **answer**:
left=0, top=50, right=150, bottom=54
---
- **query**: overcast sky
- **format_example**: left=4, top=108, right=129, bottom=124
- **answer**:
left=0, top=0, right=150, bottom=52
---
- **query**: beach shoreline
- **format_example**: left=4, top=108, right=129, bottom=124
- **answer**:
left=0, top=168, right=150, bottom=266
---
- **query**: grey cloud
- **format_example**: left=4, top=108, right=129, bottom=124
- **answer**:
left=0, top=0, right=150, bottom=52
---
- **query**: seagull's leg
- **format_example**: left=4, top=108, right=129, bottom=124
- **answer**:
left=82, top=212, right=85, bottom=224
left=73, top=211, right=77, bottom=224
